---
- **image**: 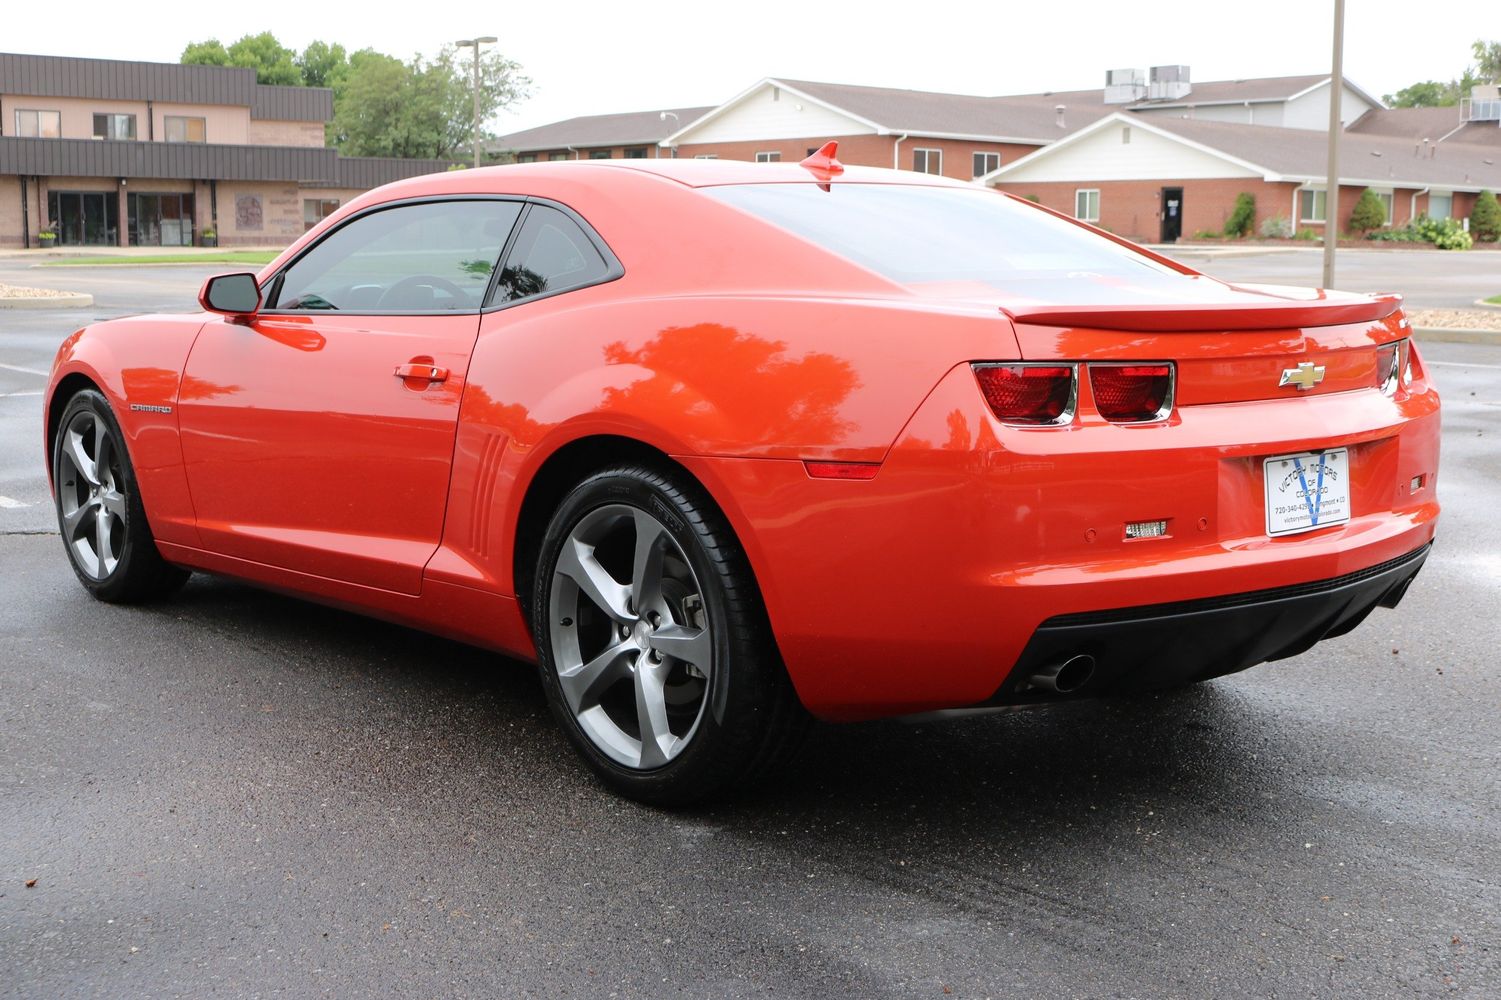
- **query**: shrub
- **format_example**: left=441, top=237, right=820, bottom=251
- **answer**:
left=1192, top=228, right=1223, bottom=240
left=1414, top=214, right=1473, bottom=250
left=1259, top=215, right=1293, bottom=239
left=1295, top=228, right=1321, bottom=241
left=1223, top=192, right=1256, bottom=237
left=1349, top=188, right=1387, bottom=233
left=1024, top=194, right=1041, bottom=203
left=1471, top=189, right=1501, bottom=242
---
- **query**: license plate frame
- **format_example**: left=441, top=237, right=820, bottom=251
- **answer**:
left=1263, top=449, right=1351, bottom=537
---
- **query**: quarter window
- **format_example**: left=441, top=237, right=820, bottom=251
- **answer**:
left=14, top=109, right=62, bottom=138
left=491, top=205, right=611, bottom=305
left=972, top=152, right=1000, bottom=178
left=1075, top=189, right=1100, bottom=222
left=164, top=116, right=206, bottom=143
left=913, top=148, right=942, bottom=175
left=271, top=200, right=522, bottom=312
left=93, top=113, right=137, bottom=140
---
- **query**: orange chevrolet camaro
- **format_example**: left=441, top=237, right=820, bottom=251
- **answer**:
left=45, top=147, right=1440, bottom=803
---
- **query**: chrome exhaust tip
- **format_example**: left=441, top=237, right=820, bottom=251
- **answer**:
left=1029, top=653, right=1096, bottom=694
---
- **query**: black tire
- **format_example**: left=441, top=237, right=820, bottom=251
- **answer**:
left=531, top=463, right=807, bottom=805
left=51, top=389, right=189, bottom=603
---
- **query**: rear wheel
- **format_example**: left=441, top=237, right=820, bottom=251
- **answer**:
left=52, top=389, right=189, bottom=603
left=532, top=464, right=806, bottom=805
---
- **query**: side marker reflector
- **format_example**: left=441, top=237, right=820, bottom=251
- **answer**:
left=804, top=461, right=879, bottom=481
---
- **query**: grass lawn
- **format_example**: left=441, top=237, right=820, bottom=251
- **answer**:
left=41, top=251, right=279, bottom=267
left=1486, top=294, right=1501, bottom=305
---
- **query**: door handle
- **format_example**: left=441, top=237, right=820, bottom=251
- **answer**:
left=394, top=362, right=449, bottom=382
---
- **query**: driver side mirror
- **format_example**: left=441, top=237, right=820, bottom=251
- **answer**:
left=199, top=272, right=262, bottom=320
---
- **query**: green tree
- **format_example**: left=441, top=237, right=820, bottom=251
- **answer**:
left=180, top=33, right=300, bottom=85
left=297, top=41, right=349, bottom=90
left=1471, top=189, right=1501, bottom=242
left=1223, top=192, right=1256, bottom=237
left=1383, top=81, right=1450, bottom=108
left=1475, top=39, right=1501, bottom=82
left=180, top=39, right=231, bottom=67
left=1349, top=188, right=1387, bottom=234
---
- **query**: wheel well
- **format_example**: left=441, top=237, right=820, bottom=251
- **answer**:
left=45, top=373, right=101, bottom=474
left=511, top=434, right=696, bottom=626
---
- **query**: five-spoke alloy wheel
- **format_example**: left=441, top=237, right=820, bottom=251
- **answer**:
left=51, top=389, right=188, bottom=603
left=533, top=463, right=807, bottom=804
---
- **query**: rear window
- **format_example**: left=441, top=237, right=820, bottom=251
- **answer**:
left=705, top=183, right=1178, bottom=292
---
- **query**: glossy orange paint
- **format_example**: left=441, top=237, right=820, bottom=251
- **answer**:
left=44, top=160, right=1440, bottom=719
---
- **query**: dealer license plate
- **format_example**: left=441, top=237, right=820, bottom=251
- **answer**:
left=1263, top=449, right=1351, bottom=537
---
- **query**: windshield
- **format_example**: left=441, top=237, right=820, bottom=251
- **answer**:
left=706, top=183, right=1182, bottom=296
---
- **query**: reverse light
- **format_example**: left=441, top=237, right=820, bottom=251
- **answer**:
left=973, top=364, right=1076, bottom=426
left=1088, top=363, right=1175, bottom=423
left=1376, top=339, right=1410, bottom=396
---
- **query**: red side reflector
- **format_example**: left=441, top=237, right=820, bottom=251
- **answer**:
left=973, top=364, right=1075, bottom=425
left=804, top=461, right=879, bottom=480
left=1088, top=363, right=1173, bottom=423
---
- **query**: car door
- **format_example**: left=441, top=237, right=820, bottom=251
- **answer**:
left=177, top=197, right=524, bottom=594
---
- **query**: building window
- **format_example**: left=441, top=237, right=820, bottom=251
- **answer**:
left=589, top=150, right=612, bottom=159
left=972, top=152, right=1000, bottom=178
left=755, top=151, right=781, bottom=163
left=92, top=113, right=137, bottom=141
left=913, top=148, right=942, bottom=175
left=695, top=154, right=718, bottom=160
left=1428, top=193, right=1452, bottom=220
left=303, top=198, right=340, bottom=231
left=14, top=109, right=62, bottom=138
left=548, top=152, right=568, bottom=161
left=164, top=116, right=206, bottom=143
left=624, top=147, right=649, bottom=159
left=517, top=153, right=536, bottom=163
left=1374, top=190, right=1394, bottom=225
left=1299, top=188, right=1326, bottom=223
left=1122, top=126, right=1131, bottom=144
left=1074, top=189, right=1100, bottom=222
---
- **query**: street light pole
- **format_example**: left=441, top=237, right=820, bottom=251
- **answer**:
left=1322, top=0, right=1345, bottom=289
left=455, top=36, right=498, bottom=169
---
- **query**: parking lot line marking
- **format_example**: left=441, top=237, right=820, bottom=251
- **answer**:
left=0, top=362, right=49, bottom=377
left=1428, top=360, right=1501, bottom=370
left=0, top=496, right=30, bottom=509
left=0, top=390, right=43, bottom=398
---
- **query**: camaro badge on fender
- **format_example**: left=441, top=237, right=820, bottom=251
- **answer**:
left=1279, top=361, right=1326, bottom=391
left=129, top=403, right=173, bottom=414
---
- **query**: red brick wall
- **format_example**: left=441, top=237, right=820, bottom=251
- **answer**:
left=992, top=177, right=1299, bottom=241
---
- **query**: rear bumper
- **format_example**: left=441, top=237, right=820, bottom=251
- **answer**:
left=992, top=542, right=1430, bottom=703
left=682, top=363, right=1441, bottom=721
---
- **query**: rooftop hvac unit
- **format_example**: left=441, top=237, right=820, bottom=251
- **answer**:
left=1104, top=68, right=1146, bottom=104
left=1148, top=65, right=1191, bottom=101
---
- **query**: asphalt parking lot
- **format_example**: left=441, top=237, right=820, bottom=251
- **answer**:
left=2, top=256, right=1499, bottom=997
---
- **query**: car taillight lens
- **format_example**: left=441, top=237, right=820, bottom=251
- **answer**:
left=1376, top=339, right=1409, bottom=395
left=1088, top=363, right=1174, bottom=423
left=973, top=364, right=1075, bottom=425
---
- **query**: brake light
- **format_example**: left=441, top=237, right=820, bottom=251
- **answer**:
left=1088, top=363, right=1174, bottom=423
left=1375, top=339, right=1409, bottom=395
left=973, top=364, right=1076, bottom=425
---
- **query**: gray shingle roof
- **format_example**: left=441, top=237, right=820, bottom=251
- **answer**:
left=1347, top=106, right=1501, bottom=147
left=492, top=106, right=715, bottom=153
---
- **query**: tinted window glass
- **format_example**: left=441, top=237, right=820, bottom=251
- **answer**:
left=492, top=205, right=610, bottom=304
left=705, top=183, right=1178, bottom=294
left=273, top=200, right=522, bottom=312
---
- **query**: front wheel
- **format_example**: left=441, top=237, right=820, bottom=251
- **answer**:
left=532, top=464, right=806, bottom=805
left=52, top=389, right=189, bottom=603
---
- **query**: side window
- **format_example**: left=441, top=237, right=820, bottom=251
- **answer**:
left=271, top=199, right=522, bottom=312
left=491, top=205, right=611, bottom=305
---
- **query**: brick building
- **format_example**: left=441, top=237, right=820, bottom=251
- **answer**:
left=1, top=52, right=452, bottom=248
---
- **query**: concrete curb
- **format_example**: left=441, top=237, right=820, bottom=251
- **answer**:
left=1472, top=299, right=1501, bottom=311
left=0, top=292, right=93, bottom=309
left=1412, top=326, right=1501, bottom=346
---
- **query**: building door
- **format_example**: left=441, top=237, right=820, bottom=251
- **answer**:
left=48, top=191, right=118, bottom=246
left=129, top=193, right=195, bottom=246
left=1160, top=187, right=1184, bottom=243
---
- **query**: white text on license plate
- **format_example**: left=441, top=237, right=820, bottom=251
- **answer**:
left=1263, top=449, right=1351, bottom=537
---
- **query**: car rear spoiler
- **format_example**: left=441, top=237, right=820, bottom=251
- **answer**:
left=1003, top=292, right=1403, bottom=333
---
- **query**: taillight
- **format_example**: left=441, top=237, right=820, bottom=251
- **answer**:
left=973, top=364, right=1076, bottom=426
left=1376, top=339, right=1410, bottom=395
left=1089, top=363, right=1174, bottom=423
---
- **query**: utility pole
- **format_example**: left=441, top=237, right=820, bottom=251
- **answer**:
left=1322, top=0, right=1344, bottom=289
left=455, top=36, right=497, bottom=169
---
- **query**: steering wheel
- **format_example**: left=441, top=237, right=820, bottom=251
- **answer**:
left=376, top=274, right=472, bottom=310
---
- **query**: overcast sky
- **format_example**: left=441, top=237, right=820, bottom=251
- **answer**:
left=6, top=0, right=1490, bottom=134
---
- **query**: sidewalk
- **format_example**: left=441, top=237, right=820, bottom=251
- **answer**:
left=0, top=245, right=285, bottom=261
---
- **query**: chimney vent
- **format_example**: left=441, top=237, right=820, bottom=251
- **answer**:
left=1055, top=105, right=1067, bottom=129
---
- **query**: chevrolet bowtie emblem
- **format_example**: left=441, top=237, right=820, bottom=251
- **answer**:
left=1279, top=361, right=1326, bottom=392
